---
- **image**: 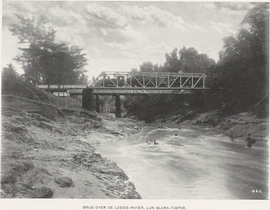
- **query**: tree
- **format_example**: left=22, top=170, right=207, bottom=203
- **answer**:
left=139, top=61, right=159, bottom=72
left=14, top=44, right=45, bottom=84
left=10, top=14, right=88, bottom=86
left=78, top=74, right=89, bottom=85
left=164, top=48, right=182, bottom=72
left=10, top=14, right=56, bottom=84
left=214, top=3, right=269, bottom=114
left=9, top=14, right=55, bottom=45
left=68, top=46, right=88, bottom=84
left=179, top=47, right=198, bottom=72
left=179, top=47, right=215, bottom=73
left=163, top=47, right=215, bottom=73
left=242, top=2, right=269, bottom=54
left=2, top=64, right=18, bottom=80
left=39, top=43, right=88, bottom=86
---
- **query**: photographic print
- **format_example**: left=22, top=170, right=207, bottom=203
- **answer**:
left=1, top=0, right=269, bottom=208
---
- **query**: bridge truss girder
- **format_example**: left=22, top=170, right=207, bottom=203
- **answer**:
left=91, top=71, right=206, bottom=89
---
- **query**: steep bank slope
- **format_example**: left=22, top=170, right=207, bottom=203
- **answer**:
left=1, top=81, right=141, bottom=199
left=170, top=110, right=268, bottom=143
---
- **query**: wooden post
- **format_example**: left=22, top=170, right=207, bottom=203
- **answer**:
left=82, top=88, right=95, bottom=111
left=115, top=94, right=121, bottom=118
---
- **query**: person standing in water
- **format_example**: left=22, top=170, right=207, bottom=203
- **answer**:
left=246, top=133, right=256, bottom=148
left=159, top=119, right=165, bottom=128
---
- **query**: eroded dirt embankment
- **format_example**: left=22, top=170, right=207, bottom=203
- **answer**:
left=166, top=110, right=269, bottom=142
left=1, top=95, right=141, bottom=199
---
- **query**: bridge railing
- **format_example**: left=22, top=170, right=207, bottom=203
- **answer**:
left=90, top=71, right=206, bottom=89
left=36, top=85, right=87, bottom=96
left=36, top=85, right=87, bottom=90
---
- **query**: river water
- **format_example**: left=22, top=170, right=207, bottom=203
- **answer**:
left=96, top=123, right=268, bottom=199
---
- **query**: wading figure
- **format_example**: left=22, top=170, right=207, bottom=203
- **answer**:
left=229, top=132, right=234, bottom=142
left=246, top=134, right=256, bottom=148
left=159, top=119, right=165, bottom=128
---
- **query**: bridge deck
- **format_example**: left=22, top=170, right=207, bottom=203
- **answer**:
left=36, top=85, right=87, bottom=89
left=91, top=87, right=205, bottom=95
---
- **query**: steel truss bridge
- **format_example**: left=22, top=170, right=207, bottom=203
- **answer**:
left=36, top=71, right=207, bottom=117
left=37, top=71, right=207, bottom=95
left=90, top=71, right=207, bottom=95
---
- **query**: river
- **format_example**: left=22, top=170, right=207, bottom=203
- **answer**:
left=96, top=123, right=268, bottom=199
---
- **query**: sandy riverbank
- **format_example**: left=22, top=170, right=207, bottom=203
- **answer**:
left=1, top=95, right=142, bottom=199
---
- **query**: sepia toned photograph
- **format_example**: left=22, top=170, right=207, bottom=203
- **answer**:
left=1, top=0, right=269, bottom=207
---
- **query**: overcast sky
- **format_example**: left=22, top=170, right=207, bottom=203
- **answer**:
left=1, top=1, right=255, bottom=79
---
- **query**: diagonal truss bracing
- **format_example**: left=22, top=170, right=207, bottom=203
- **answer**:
left=91, top=71, right=206, bottom=90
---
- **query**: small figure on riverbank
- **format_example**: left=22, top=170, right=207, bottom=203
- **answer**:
left=246, top=134, right=256, bottom=148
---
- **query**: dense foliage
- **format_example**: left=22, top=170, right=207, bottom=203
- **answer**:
left=209, top=3, right=269, bottom=115
left=8, top=14, right=88, bottom=85
left=123, top=46, right=213, bottom=122
left=163, top=47, right=216, bottom=73
left=2, top=64, right=19, bottom=80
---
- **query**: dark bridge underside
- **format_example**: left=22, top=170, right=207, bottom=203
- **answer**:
left=67, top=87, right=207, bottom=95
left=92, top=87, right=204, bottom=95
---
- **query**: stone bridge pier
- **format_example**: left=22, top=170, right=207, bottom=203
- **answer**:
left=82, top=88, right=95, bottom=111
left=82, top=88, right=122, bottom=118
left=115, top=94, right=121, bottom=118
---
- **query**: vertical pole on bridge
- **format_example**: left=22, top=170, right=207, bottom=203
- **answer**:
left=115, top=94, right=121, bottom=118
left=82, top=88, right=95, bottom=111
left=203, top=76, right=205, bottom=88
left=96, top=95, right=100, bottom=113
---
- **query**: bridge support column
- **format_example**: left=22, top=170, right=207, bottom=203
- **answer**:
left=115, top=94, right=121, bottom=118
left=96, top=95, right=100, bottom=113
left=82, top=88, right=95, bottom=111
